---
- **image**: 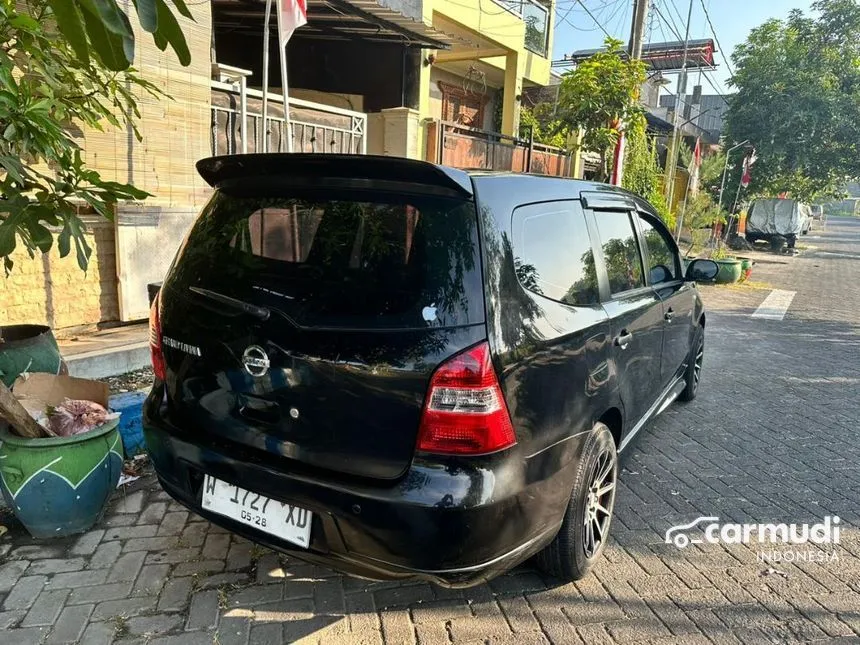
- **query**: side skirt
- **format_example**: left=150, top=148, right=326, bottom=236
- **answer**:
left=618, top=375, right=686, bottom=454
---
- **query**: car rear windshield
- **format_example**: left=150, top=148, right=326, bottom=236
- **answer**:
left=169, top=188, right=484, bottom=330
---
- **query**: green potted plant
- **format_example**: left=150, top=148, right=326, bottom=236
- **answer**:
left=710, top=245, right=743, bottom=284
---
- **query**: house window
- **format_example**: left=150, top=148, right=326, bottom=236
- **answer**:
left=523, top=2, right=549, bottom=56
left=490, top=1, right=550, bottom=57
left=439, top=82, right=487, bottom=128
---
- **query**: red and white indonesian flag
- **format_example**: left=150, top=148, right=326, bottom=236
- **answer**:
left=687, top=137, right=701, bottom=194
left=277, top=0, right=307, bottom=45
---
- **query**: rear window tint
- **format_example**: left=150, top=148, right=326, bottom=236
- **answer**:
left=169, top=191, right=484, bottom=330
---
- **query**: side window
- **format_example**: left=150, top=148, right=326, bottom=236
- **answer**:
left=638, top=214, right=678, bottom=284
left=594, top=210, right=645, bottom=295
left=511, top=201, right=599, bottom=306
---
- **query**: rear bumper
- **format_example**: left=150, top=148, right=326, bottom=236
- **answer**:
left=143, top=395, right=578, bottom=587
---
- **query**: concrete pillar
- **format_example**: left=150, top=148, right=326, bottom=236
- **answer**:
left=501, top=51, right=521, bottom=136
left=380, top=107, right=421, bottom=159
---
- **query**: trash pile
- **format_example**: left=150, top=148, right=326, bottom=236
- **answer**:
left=48, top=399, right=115, bottom=437
left=4, top=373, right=118, bottom=439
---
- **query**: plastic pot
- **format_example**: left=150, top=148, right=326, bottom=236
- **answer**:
left=737, top=257, right=754, bottom=282
left=0, top=419, right=122, bottom=538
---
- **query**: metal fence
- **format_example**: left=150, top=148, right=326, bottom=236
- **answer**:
left=211, top=81, right=367, bottom=156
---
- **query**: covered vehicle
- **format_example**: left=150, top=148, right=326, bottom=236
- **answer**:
left=746, top=198, right=811, bottom=247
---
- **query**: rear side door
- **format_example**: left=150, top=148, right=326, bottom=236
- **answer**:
left=635, top=212, right=695, bottom=386
left=588, top=207, right=664, bottom=431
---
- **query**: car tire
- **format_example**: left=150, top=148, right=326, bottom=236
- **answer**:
left=679, top=325, right=704, bottom=402
left=534, top=422, right=617, bottom=582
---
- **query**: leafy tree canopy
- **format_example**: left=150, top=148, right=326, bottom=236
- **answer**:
left=0, top=0, right=192, bottom=274
left=519, top=103, right=567, bottom=148
left=724, top=0, right=860, bottom=201
left=555, top=37, right=647, bottom=179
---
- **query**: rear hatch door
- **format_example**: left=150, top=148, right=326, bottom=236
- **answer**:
left=158, top=155, right=486, bottom=481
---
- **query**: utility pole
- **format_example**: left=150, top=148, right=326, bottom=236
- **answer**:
left=611, top=1, right=650, bottom=186
left=666, top=0, right=694, bottom=239
left=628, top=0, right=651, bottom=59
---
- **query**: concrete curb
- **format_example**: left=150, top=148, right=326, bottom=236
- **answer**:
left=66, top=341, right=150, bottom=380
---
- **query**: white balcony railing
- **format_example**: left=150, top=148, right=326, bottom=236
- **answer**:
left=211, top=80, right=367, bottom=157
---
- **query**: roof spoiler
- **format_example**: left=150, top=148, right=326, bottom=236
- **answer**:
left=196, top=154, right=474, bottom=198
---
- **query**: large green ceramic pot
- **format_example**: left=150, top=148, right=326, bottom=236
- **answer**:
left=0, top=419, right=122, bottom=538
left=0, top=325, right=65, bottom=387
left=714, top=259, right=743, bottom=284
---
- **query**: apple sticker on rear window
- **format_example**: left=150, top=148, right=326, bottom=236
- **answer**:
left=422, top=303, right=438, bottom=324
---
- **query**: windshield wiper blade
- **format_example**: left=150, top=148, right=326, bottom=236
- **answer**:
left=189, top=287, right=271, bottom=321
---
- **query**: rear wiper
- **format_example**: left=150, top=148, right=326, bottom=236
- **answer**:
left=189, top=287, right=271, bottom=321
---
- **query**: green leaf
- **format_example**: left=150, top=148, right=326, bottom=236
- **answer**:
left=153, top=30, right=168, bottom=52
left=10, top=14, right=40, bottom=31
left=3, top=256, right=12, bottom=277
left=0, top=156, right=27, bottom=185
left=133, top=0, right=158, bottom=32
left=58, top=221, right=72, bottom=258
left=69, top=218, right=93, bottom=271
left=25, top=222, right=53, bottom=253
left=154, top=0, right=190, bottom=66
left=170, top=0, right=194, bottom=20
left=47, top=0, right=90, bottom=64
left=79, top=1, right=132, bottom=71
left=0, top=218, right=18, bottom=257
left=77, top=0, right=132, bottom=37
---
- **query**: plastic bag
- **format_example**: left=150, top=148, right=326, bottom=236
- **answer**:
left=48, top=399, right=114, bottom=437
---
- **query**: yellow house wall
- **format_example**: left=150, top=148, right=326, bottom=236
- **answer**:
left=418, top=0, right=554, bottom=149
left=431, top=0, right=553, bottom=86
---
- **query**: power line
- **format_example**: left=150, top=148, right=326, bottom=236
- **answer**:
left=555, top=1, right=602, bottom=32
left=574, top=0, right=614, bottom=39
left=699, top=0, right=735, bottom=79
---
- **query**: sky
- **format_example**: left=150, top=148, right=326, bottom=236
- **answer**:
left=551, top=0, right=815, bottom=95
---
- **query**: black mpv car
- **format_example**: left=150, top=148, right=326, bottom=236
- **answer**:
left=144, top=154, right=718, bottom=587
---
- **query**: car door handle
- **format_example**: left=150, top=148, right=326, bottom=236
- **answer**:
left=614, top=331, right=633, bottom=349
left=665, top=308, right=675, bottom=322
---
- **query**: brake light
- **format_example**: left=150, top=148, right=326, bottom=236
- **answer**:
left=149, top=294, right=166, bottom=381
left=416, top=342, right=516, bottom=455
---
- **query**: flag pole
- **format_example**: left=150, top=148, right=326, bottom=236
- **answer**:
left=275, top=2, right=294, bottom=153
left=261, top=0, right=273, bottom=153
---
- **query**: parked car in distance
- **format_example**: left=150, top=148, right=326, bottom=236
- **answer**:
left=811, top=205, right=825, bottom=221
left=746, top=198, right=812, bottom=248
left=144, top=154, right=719, bottom=587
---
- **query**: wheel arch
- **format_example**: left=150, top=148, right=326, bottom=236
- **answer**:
left=597, top=408, right=623, bottom=447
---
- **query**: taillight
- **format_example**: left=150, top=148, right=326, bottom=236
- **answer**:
left=149, top=293, right=166, bottom=381
left=416, top=342, right=516, bottom=455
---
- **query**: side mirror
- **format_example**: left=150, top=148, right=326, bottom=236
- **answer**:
left=685, top=258, right=719, bottom=282
left=649, top=265, right=673, bottom=284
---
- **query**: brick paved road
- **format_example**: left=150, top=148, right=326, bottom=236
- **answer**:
left=2, top=217, right=860, bottom=644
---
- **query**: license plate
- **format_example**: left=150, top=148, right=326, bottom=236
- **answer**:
left=201, top=475, right=311, bottom=548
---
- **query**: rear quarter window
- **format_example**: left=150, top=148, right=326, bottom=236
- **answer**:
left=510, top=201, right=600, bottom=306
